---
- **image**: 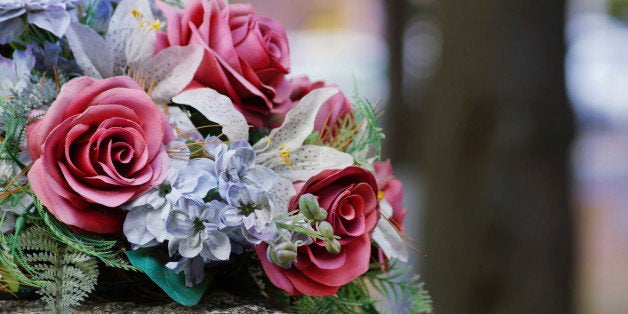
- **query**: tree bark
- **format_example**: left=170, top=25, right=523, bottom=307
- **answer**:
left=421, top=1, right=574, bottom=313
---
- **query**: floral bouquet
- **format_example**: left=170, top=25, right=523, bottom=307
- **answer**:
left=0, top=0, right=431, bottom=312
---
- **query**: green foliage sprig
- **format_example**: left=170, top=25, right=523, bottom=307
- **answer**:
left=364, top=260, right=433, bottom=314
left=292, top=260, right=433, bottom=314
left=0, top=73, right=62, bottom=171
left=303, top=90, right=385, bottom=163
left=35, top=204, right=137, bottom=271
left=292, top=280, right=378, bottom=314
left=348, top=93, right=385, bottom=160
left=16, top=226, right=99, bottom=313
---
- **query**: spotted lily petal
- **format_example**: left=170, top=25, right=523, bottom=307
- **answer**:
left=65, top=22, right=113, bottom=78
left=253, top=87, right=339, bottom=157
left=139, top=45, right=204, bottom=105
left=271, top=145, right=354, bottom=182
left=106, top=0, right=154, bottom=74
left=172, top=87, right=250, bottom=142
left=372, top=199, right=409, bottom=262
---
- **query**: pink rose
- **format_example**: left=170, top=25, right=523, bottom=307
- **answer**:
left=372, top=160, right=407, bottom=265
left=255, top=166, right=380, bottom=296
left=27, top=76, right=173, bottom=234
left=156, top=0, right=291, bottom=128
left=288, top=76, right=353, bottom=138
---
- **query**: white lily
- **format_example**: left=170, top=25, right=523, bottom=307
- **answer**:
left=172, top=87, right=355, bottom=213
left=65, top=0, right=203, bottom=104
left=372, top=198, right=409, bottom=262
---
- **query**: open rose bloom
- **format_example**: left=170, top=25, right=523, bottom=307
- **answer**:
left=27, top=76, right=172, bottom=233
left=156, top=0, right=292, bottom=128
left=0, top=0, right=428, bottom=311
left=255, top=166, right=380, bottom=296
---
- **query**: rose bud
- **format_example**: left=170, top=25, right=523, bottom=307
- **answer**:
left=317, top=221, right=335, bottom=240
left=325, top=238, right=341, bottom=255
left=299, top=193, right=327, bottom=221
left=268, top=241, right=298, bottom=268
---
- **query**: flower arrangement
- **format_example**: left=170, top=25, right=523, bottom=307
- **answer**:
left=0, top=0, right=432, bottom=313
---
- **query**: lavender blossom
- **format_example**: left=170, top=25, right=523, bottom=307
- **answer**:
left=123, top=141, right=192, bottom=249
left=0, top=1, right=78, bottom=44
left=165, top=256, right=206, bottom=287
left=122, top=167, right=177, bottom=249
left=205, top=137, right=280, bottom=245
left=0, top=46, right=35, bottom=98
left=165, top=199, right=231, bottom=262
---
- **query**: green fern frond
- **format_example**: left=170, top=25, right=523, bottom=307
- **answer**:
left=16, top=226, right=99, bottom=313
left=364, top=260, right=433, bottom=314
left=348, top=94, right=385, bottom=161
left=0, top=232, right=43, bottom=287
left=35, top=205, right=137, bottom=271
left=293, top=280, right=379, bottom=314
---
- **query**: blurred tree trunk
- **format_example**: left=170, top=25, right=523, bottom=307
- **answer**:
left=420, top=1, right=574, bottom=314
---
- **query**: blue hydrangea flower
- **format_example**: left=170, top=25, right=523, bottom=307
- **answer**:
left=123, top=141, right=191, bottom=249
left=0, top=1, right=78, bottom=44
left=0, top=46, right=35, bottom=98
left=165, top=158, right=217, bottom=204
left=165, top=256, right=205, bottom=287
left=205, top=137, right=280, bottom=244
left=122, top=168, right=176, bottom=249
left=166, top=198, right=231, bottom=262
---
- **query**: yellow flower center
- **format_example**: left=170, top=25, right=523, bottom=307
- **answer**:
left=377, top=191, right=385, bottom=201
left=149, top=20, right=162, bottom=31
left=130, top=9, right=143, bottom=20
left=279, top=144, right=294, bottom=168
left=130, top=9, right=161, bottom=30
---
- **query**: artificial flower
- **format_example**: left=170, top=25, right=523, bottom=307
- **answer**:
left=65, top=0, right=203, bottom=104
left=173, top=86, right=355, bottom=214
left=372, top=159, right=409, bottom=264
left=255, top=166, right=380, bottom=296
left=26, top=76, right=173, bottom=233
left=0, top=46, right=35, bottom=98
left=0, top=0, right=77, bottom=44
left=156, top=0, right=292, bottom=128
left=287, top=75, right=353, bottom=138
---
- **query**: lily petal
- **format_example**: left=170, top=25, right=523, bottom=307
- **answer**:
left=253, top=87, right=338, bottom=159
left=65, top=22, right=113, bottom=78
left=125, top=24, right=157, bottom=71
left=106, top=0, right=154, bottom=74
left=272, top=145, right=354, bottom=182
left=372, top=199, right=409, bottom=262
left=139, top=45, right=204, bottom=104
left=172, top=87, right=249, bottom=142
left=268, top=176, right=295, bottom=216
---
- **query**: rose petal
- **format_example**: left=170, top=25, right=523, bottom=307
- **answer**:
left=254, top=244, right=301, bottom=296
left=298, top=234, right=371, bottom=287
left=28, top=161, right=125, bottom=233
left=302, top=244, right=347, bottom=270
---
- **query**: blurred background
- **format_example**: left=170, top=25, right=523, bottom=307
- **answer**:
left=239, top=0, right=628, bottom=313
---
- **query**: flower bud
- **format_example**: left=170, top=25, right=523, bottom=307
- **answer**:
left=268, top=241, right=298, bottom=268
left=317, top=221, right=335, bottom=240
left=299, top=194, right=327, bottom=221
left=325, top=238, right=341, bottom=254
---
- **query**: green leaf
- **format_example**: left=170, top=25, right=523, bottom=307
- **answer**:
left=125, top=248, right=210, bottom=306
